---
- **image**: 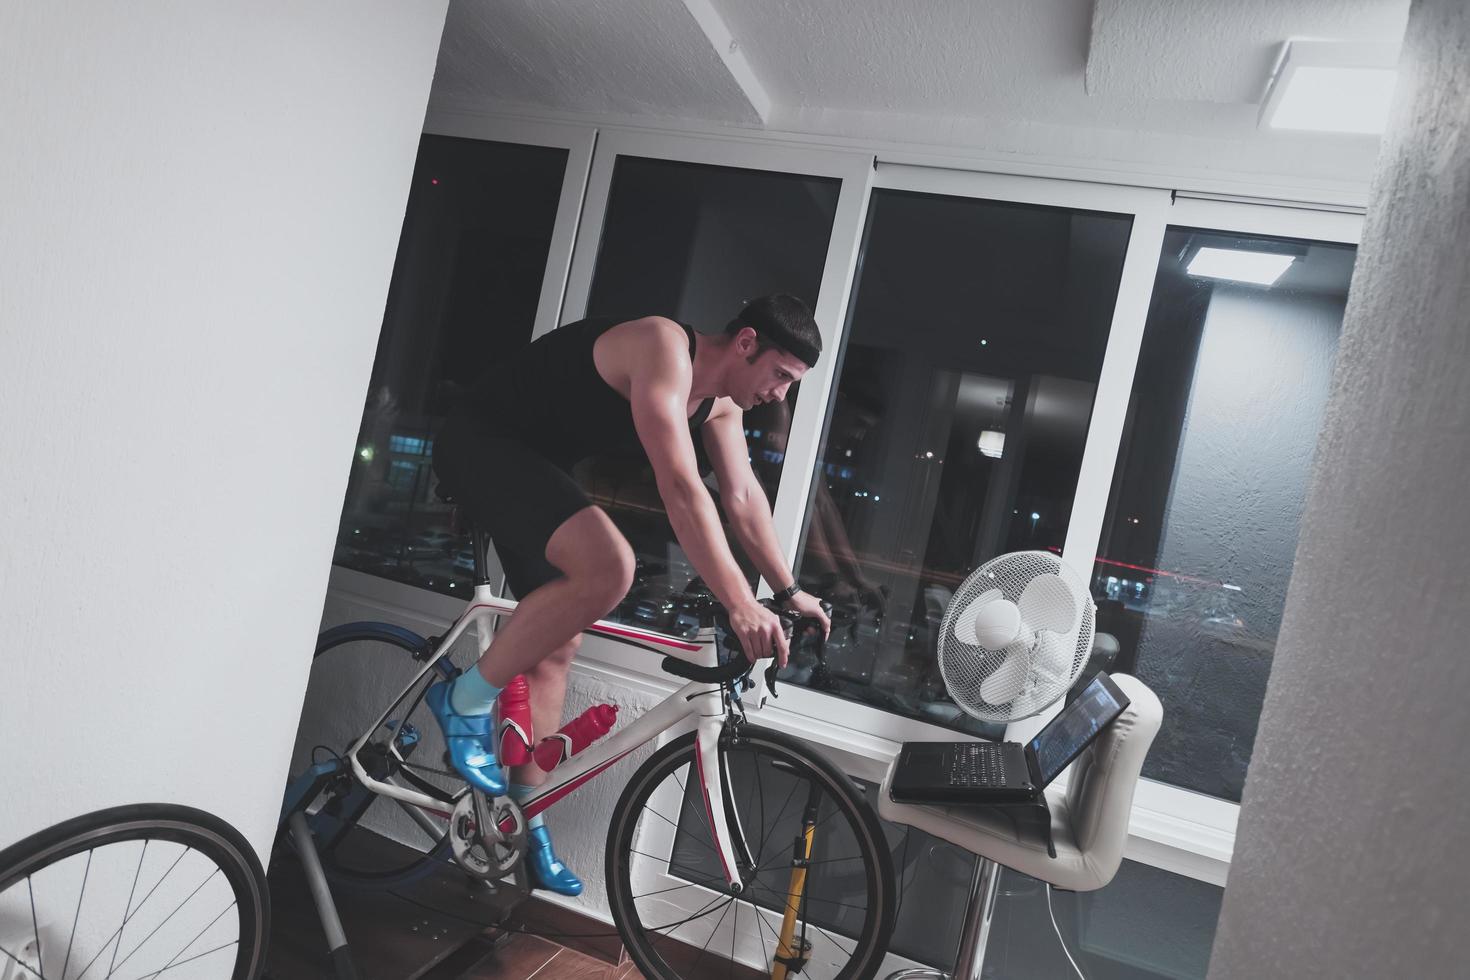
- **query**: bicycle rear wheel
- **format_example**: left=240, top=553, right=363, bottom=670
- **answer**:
left=288, top=621, right=462, bottom=889
left=0, top=803, right=268, bottom=980
left=607, top=726, right=896, bottom=980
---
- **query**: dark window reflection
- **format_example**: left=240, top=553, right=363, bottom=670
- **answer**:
left=791, top=190, right=1132, bottom=737
left=576, top=156, right=840, bottom=633
left=982, top=863, right=1222, bottom=979
left=333, top=135, right=568, bottom=595
left=1094, top=228, right=1354, bottom=801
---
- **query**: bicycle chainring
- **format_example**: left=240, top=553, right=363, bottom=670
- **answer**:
left=450, top=790, right=526, bottom=880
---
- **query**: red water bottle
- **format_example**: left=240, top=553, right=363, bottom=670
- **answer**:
left=497, top=674, right=534, bottom=767
left=533, top=703, right=618, bottom=772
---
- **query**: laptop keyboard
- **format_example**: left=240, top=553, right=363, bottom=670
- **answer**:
left=949, top=744, right=1006, bottom=787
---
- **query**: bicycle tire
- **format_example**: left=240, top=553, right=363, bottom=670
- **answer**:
left=290, top=621, right=460, bottom=890
left=606, top=726, right=896, bottom=980
left=0, top=803, right=269, bottom=980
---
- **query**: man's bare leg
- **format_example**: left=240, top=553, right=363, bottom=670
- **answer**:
left=507, top=636, right=580, bottom=791
left=500, top=619, right=588, bottom=895
left=430, top=505, right=631, bottom=801
left=472, top=506, right=633, bottom=686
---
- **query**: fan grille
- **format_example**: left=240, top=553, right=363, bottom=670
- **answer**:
left=938, top=551, right=1095, bottom=723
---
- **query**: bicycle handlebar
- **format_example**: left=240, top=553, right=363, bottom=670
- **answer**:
left=659, top=598, right=832, bottom=693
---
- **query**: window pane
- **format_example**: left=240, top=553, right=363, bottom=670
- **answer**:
left=577, top=155, right=840, bottom=631
left=982, top=862, right=1222, bottom=979
left=790, top=189, right=1132, bottom=736
left=333, top=135, right=568, bottom=595
left=1093, top=228, right=1354, bottom=801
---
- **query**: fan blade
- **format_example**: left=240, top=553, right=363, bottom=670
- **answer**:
left=978, top=630, right=1034, bottom=704
left=1017, top=573, right=1079, bottom=635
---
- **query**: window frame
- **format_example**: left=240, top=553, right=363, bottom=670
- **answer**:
left=322, top=115, right=1364, bottom=892
left=420, top=110, right=598, bottom=339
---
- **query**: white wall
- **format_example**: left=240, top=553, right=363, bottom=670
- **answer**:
left=0, top=0, right=450, bottom=864
left=1207, top=0, right=1470, bottom=975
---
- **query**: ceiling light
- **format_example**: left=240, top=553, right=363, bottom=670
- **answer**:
left=1186, top=247, right=1295, bottom=286
left=977, top=430, right=1005, bottom=458
left=1261, top=40, right=1399, bottom=135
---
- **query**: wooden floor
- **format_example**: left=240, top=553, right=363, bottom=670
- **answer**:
left=451, top=933, right=644, bottom=979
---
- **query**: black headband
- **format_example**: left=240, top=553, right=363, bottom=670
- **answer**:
left=727, top=315, right=821, bottom=368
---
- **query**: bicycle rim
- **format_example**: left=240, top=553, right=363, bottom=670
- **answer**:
left=607, top=727, right=895, bottom=980
left=0, top=803, right=268, bottom=980
left=290, top=623, right=460, bottom=888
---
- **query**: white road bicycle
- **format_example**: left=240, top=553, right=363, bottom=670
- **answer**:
left=288, top=536, right=897, bottom=980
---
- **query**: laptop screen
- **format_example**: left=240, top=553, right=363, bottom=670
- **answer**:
left=1028, top=674, right=1127, bottom=786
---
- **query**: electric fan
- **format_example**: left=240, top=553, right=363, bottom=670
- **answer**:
left=938, top=550, right=1095, bottom=722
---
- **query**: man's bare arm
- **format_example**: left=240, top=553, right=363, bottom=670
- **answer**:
left=626, top=320, right=790, bottom=662
left=703, top=403, right=832, bottom=637
left=701, top=405, right=793, bottom=589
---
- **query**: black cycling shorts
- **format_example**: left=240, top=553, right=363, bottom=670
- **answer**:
left=432, top=415, right=593, bottom=598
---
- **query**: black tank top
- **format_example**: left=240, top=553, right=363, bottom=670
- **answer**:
left=459, top=316, right=715, bottom=468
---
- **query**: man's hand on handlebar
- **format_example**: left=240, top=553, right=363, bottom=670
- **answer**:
left=729, top=598, right=791, bottom=668
left=780, top=590, right=831, bottom=640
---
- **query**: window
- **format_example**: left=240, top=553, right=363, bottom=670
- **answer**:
left=568, top=154, right=842, bottom=632
left=1093, top=228, right=1355, bottom=801
left=981, top=861, right=1223, bottom=978
left=332, top=135, right=569, bottom=595
left=788, top=188, right=1134, bottom=737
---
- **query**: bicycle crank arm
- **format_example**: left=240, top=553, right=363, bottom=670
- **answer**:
left=449, top=789, right=527, bottom=883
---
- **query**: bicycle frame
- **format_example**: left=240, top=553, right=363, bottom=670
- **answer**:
left=344, top=583, right=751, bottom=889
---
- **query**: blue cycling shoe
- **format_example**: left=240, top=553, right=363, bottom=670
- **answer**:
left=425, top=680, right=507, bottom=797
left=525, top=825, right=583, bottom=896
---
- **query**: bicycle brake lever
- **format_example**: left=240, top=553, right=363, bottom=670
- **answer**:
left=764, top=660, right=781, bottom=699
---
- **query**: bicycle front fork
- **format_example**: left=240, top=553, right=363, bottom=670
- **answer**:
left=699, top=708, right=819, bottom=980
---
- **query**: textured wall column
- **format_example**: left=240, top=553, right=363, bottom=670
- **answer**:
left=1208, top=0, right=1470, bottom=976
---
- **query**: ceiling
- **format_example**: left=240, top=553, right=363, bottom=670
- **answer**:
left=429, top=0, right=1410, bottom=194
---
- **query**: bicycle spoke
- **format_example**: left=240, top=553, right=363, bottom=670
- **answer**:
left=80, top=844, right=185, bottom=980
left=27, top=877, right=43, bottom=980
left=758, top=852, right=869, bottom=873
left=809, top=923, right=857, bottom=960
left=729, top=898, right=737, bottom=980
left=133, top=901, right=236, bottom=980
left=744, top=883, right=863, bottom=971
left=689, top=893, right=733, bottom=979
left=747, top=880, right=869, bottom=916
left=751, top=779, right=801, bottom=873
left=61, top=849, right=94, bottom=980
left=640, top=804, right=716, bottom=855
left=645, top=891, right=731, bottom=934
left=629, top=847, right=687, bottom=868
left=91, top=842, right=145, bottom=980
left=749, top=903, right=788, bottom=972
left=752, top=888, right=771, bottom=976
left=803, top=799, right=853, bottom=849
left=108, top=868, right=220, bottom=977
left=128, top=940, right=236, bottom=980
left=755, top=753, right=768, bottom=871
left=631, top=872, right=730, bottom=902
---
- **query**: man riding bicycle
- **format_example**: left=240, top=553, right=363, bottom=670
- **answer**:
left=429, top=293, right=833, bottom=896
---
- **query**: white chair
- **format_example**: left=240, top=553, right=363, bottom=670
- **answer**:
left=878, top=673, right=1163, bottom=979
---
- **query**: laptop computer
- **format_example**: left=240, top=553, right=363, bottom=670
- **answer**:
left=890, top=672, right=1131, bottom=805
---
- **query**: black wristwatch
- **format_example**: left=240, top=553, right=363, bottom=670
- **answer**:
left=771, top=582, right=802, bottom=605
